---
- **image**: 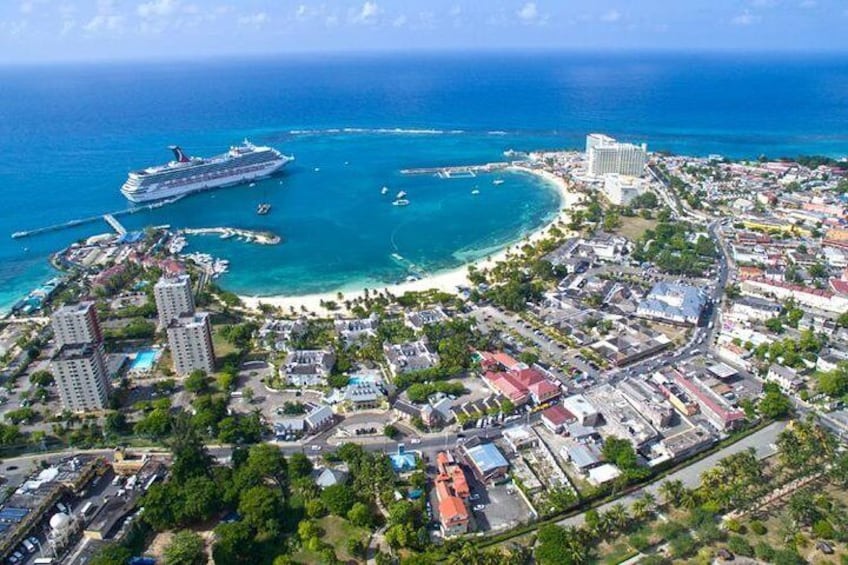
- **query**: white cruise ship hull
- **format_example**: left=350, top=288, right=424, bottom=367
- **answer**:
left=121, top=158, right=289, bottom=203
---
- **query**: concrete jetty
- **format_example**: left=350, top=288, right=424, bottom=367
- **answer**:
left=400, top=161, right=509, bottom=177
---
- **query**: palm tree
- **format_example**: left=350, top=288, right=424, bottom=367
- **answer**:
left=606, top=503, right=630, bottom=532
left=659, top=479, right=685, bottom=507
left=631, top=498, right=651, bottom=522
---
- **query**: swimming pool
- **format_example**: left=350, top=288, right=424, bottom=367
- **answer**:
left=348, top=374, right=381, bottom=386
left=130, top=349, right=159, bottom=371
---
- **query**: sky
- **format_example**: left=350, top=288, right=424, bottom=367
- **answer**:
left=0, top=0, right=846, bottom=63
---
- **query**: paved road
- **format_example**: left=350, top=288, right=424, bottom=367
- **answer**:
left=558, top=420, right=787, bottom=527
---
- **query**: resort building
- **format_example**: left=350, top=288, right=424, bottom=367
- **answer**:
left=304, top=404, right=336, bottom=432
left=52, top=343, right=110, bottom=412
left=602, top=174, right=645, bottom=205
left=383, top=339, right=440, bottom=378
left=586, top=133, right=647, bottom=177
left=51, top=301, right=103, bottom=348
left=282, top=349, right=336, bottom=387
left=404, top=307, right=449, bottom=330
left=166, top=312, right=216, bottom=376
left=154, top=274, right=195, bottom=330
left=334, top=315, right=378, bottom=346
left=637, top=282, right=706, bottom=325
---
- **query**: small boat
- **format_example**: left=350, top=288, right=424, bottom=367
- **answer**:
left=314, top=167, right=320, bottom=172
left=279, top=180, right=283, bottom=185
left=392, top=199, right=410, bottom=206
left=257, top=203, right=271, bottom=215
left=471, top=189, right=480, bottom=195
left=396, top=190, right=407, bottom=199
left=249, top=182, right=256, bottom=187
left=493, top=178, right=505, bottom=185
left=381, top=186, right=389, bottom=195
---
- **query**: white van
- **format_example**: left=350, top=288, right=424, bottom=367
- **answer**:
left=22, top=539, right=36, bottom=553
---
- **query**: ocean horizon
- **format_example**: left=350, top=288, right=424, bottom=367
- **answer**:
left=1, top=51, right=847, bottom=310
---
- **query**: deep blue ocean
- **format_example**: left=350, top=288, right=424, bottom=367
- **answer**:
left=1, top=51, right=847, bottom=309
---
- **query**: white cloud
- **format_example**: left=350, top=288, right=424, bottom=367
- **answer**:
left=352, top=1, right=380, bottom=24
left=516, top=2, right=537, bottom=21
left=799, top=0, right=816, bottom=7
left=237, top=11, right=268, bottom=27
left=19, top=1, right=33, bottom=14
left=296, top=4, right=308, bottom=19
left=60, top=18, right=76, bottom=35
left=392, top=14, right=407, bottom=27
left=449, top=4, right=461, bottom=17
left=600, top=9, right=621, bottom=22
left=83, top=14, right=123, bottom=32
left=137, top=0, right=176, bottom=18
left=731, top=10, right=761, bottom=25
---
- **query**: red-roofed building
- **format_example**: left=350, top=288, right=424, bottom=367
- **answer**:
left=484, top=372, right=530, bottom=405
left=493, top=352, right=521, bottom=371
left=670, top=370, right=745, bottom=431
left=829, top=278, right=848, bottom=296
left=513, top=368, right=561, bottom=404
left=434, top=451, right=471, bottom=536
left=540, top=404, right=577, bottom=433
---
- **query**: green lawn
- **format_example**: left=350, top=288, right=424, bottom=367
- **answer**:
left=292, top=515, right=370, bottom=564
left=211, top=325, right=237, bottom=360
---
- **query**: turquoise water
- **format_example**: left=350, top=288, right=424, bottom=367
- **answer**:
left=2, top=53, right=847, bottom=309
left=130, top=349, right=159, bottom=371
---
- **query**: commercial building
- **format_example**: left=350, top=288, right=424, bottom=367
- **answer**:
left=586, top=384, right=660, bottom=448
left=166, top=312, right=216, bottom=376
left=637, top=282, right=706, bottom=325
left=52, top=344, right=110, bottom=412
left=51, top=301, right=103, bottom=348
left=153, top=274, right=195, bottom=330
left=586, top=133, right=647, bottom=177
left=541, top=404, right=577, bottom=433
left=668, top=369, right=746, bottom=431
left=602, top=174, right=645, bottom=205
left=462, top=441, right=510, bottom=483
left=562, top=394, right=602, bottom=426
left=617, top=377, right=675, bottom=429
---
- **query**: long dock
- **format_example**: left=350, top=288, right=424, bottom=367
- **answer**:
left=400, top=161, right=509, bottom=177
left=10, top=196, right=183, bottom=240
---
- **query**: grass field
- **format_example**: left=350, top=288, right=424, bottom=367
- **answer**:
left=292, top=515, right=370, bottom=564
left=615, top=216, right=658, bottom=241
left=211, top=325, right=238, bottom=360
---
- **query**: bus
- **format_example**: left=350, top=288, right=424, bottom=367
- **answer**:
left=80, top=502, right=97, bottom=519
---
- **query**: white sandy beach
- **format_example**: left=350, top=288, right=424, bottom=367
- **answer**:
left=240, top=166, right=582, bottom=315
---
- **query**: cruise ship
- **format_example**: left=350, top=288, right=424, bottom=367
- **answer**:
left=120, top=140, right=293, bottom=203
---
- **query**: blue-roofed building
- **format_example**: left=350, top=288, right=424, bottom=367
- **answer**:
left=119, top=231, right=146, bottom=244
left=637, top=282, right=706, bottom=325
left=462, top=442, right=509, bottom=483
left=388, top=444, right=419, bottom=473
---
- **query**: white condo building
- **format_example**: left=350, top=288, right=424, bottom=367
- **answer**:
left=603, top=174, right=645, bottom=205
left=586, top=133, right=647, bottom=177
left=51, top=301, right=103, bottom=348
left=50, top=301, right=110, bottom=413
left=52, top=344, right=110, bottom=412
left=167, top=312, right=216, bottom=376
left=154, top=274, right=195, bottom=330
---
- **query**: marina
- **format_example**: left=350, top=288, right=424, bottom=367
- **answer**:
left=180, top=227, right=282, bottom=245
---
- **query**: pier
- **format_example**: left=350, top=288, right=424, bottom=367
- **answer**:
left=10, top=196, right=183, bottom=240
left=103, top=214, right=126, bottom=236
left=400, top=161, right=509, bottom=177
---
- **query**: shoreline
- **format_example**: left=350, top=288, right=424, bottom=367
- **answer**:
left=240, top=165, right=582, bottom=315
